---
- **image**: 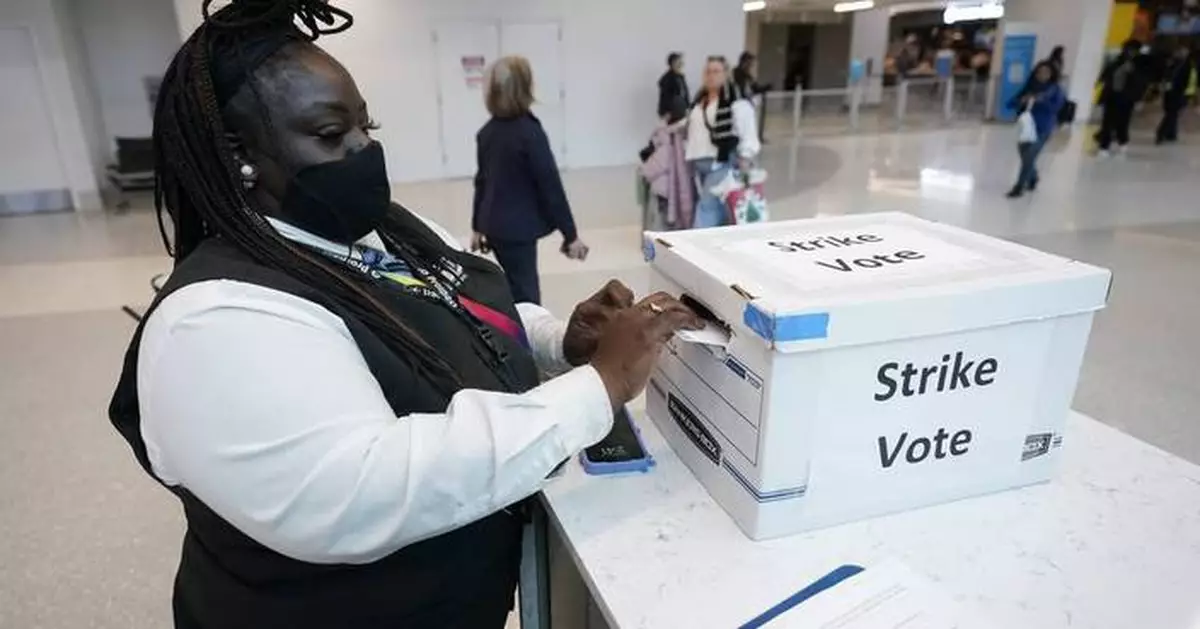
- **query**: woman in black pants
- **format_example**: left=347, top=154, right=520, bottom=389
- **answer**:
left=473, top=56, right=587, bottom=305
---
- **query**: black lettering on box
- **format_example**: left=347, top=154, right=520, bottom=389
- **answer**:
left=668, top=393, right=721, bottom=465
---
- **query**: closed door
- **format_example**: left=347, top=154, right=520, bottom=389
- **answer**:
left=500, top=22, right=566, bottom=166
left=433, top=22, right=499, bottom=178
left=0, top=27, right=67, bottom=205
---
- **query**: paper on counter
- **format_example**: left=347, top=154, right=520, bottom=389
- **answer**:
left=675, top=323, right=731, bottom=349
left=769, top=558, right=992, bottom=629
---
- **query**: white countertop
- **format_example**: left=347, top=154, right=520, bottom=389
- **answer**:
left=542, top=412, right=1200, bottom=629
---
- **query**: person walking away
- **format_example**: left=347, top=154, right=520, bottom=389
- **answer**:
left=1008, top=62, right=1064, bottom=198
left=473, top=56, right=587, bottom=305
left=658, top=52, right=690, bottom=121
left=684, top=56, right=761, bottom=229
left=1157, top=45, right=1192, bottom=144
left=733, top=52, right=771, bottom=142
left=1096, top=40, right=1146, bottom=158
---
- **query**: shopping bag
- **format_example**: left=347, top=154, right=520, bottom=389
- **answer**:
left=709, top=167, right=770, bottom=225
left=1016, top=110, right=1038, bottom=144
left=726, top=183, right=769, bottom=224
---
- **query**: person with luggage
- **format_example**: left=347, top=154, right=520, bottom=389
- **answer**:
left=684, top=56, right=760, bottom=228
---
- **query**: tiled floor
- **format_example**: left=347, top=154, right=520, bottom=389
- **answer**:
left=1, top=123, right=1198, bottom=627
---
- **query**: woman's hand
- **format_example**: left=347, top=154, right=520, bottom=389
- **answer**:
left=590, top=293, right=702, bottom=410
left=562, top=239, right=589, bottom=261
left=563, top=280, right=635, bottom=366
left=470, top=232, right=490, bottom=254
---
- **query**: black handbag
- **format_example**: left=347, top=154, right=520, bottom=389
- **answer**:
left=1058, top=99, right=1077, bottom=124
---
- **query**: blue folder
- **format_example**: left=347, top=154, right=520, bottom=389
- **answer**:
left=739, top=564, right=865, bottom=628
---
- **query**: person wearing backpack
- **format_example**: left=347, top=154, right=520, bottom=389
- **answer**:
left=1096, top=40, right=1146, bottom=158
left=1008, top=62, right=1064, bottom=198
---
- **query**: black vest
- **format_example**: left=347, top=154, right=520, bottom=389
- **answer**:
left=109, top=210, right=541, bottom=629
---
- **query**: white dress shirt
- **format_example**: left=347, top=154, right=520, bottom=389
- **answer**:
left=136, top=214, right=614, bottom=565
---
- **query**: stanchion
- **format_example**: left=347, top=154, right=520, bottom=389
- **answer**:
left=792, top=85, right=803, bottom=138
left=850, top=83, right=862, bottom=130
left=943, top=76, right=955, bottom=121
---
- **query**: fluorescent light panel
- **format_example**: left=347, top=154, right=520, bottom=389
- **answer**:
left=834, top=0, right=875, bottom=12
left=743, top=0, right=766, bottom=11
left=943, top=3, right=1004, bottom=24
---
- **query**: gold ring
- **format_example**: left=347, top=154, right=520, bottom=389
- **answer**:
left=647, top=302, right=665, bottom=314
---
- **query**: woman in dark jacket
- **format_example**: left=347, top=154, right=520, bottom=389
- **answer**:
left=473, top=55, right=587, bottom=305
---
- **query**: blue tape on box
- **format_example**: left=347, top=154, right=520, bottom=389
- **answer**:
left=642, top=236, right=656, bottom=262
left=742, top=304, right=829, bottom=343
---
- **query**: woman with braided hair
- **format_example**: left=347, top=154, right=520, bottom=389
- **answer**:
left=108, top=1, right=699, bottom=627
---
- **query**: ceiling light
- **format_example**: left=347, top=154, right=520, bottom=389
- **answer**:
left=834, top=1, right=876, bottom=12
left=944, top=2, right=1004, bottom=24
left=743, top=0, right=766, bottom=11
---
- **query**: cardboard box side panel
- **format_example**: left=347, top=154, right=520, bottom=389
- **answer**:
left=657, top=350, right=760, bottom=468
left=774, top=271, right=1112, bottom=354
left=754, top=351, right=824, bottom=491
left=1018, top=313, right=1095, bottom=479
left=646, top=377, right=779, bottom=539
left=662, top=339, right=767, bottom=429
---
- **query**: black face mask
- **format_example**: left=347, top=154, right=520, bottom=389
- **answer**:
left=279, top=141, right=391, bottom=243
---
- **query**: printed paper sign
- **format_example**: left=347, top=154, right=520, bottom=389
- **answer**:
left=461, top=55, right=486, bottom=88
left=797, top=321, right=1052, bottom=524
left=718, top=224, right=990, bottom=290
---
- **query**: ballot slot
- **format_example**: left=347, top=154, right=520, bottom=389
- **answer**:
left=668, top=292, right=764, bottom=428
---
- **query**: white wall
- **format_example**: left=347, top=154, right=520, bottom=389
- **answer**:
left=51, top=0, right=108, bottom=183
left=998, top=0, right=1113, bottom=124
left=850, top=8, right=890, bottom=104
left=170, top=0, right=744, bottom=182
left=0, top=0, right=104, bottom=210
left=74, top=0, right=180, bottom=143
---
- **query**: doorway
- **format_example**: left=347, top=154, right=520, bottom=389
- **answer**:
left=0, top=26, right=70, bottom=214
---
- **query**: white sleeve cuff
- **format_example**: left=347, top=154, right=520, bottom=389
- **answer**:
left=531, top=366, right=614, bottom=449
left=516, top=302, right=571, bottom=374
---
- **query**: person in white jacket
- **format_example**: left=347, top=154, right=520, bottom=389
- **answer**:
left=684, top=56, right=761, bottom=229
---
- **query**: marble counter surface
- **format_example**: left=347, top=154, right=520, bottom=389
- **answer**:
left=542, top=412, right=1200, bottom=629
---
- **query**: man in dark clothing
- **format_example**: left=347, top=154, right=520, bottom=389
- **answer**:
left=1096, top=40, right=1146, bottom=157
left=1157, top=46, right=1192, bottom=144
left=733, top=51, right=771, bottom=142
left=658, top=52, right=690, bottom=120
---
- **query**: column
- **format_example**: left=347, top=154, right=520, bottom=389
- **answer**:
left=849, top=7, right=890, bottom=105
left=995, top=0, right=1114, bottom=124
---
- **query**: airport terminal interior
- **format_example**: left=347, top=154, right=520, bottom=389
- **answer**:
left=2, top=0, right=1199, bottom=627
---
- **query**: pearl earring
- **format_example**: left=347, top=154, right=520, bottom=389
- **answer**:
left=238, top=162, right=258, bottom=189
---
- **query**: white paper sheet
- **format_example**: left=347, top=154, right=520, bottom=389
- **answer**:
left=769, top=558, right=991, bottom=629
left=675, top=323, right=731, bottom=349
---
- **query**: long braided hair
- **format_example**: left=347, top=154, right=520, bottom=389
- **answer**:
left=154, top=0, right=462, bottom=395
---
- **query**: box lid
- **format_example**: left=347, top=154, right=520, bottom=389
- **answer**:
left=646, top=213, right=1111, bottom=352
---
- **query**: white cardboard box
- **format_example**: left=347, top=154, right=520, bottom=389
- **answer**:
left=643, top=213, right=1111, bottom=540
